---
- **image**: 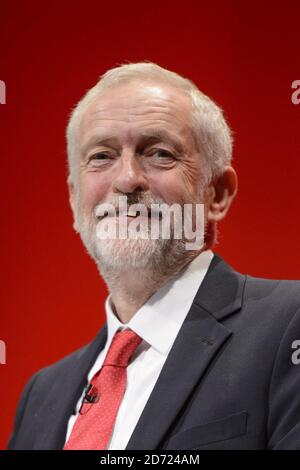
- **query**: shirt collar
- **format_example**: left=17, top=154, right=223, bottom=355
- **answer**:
left=104, top=249, right=215, bottom=356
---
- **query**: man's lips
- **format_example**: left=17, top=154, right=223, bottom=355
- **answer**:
left=98, top=211, right=148, bottom=220
left=97, top=209, right=161, bottom=221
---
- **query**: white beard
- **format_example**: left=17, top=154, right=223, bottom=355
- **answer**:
left=73, top=189, right=206, bottom=278
left=76, top=210, right=185, bottom=271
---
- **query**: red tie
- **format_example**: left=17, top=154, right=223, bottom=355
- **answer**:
left=64, top=328, right=142, bottom=450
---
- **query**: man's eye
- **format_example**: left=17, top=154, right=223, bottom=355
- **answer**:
left=151, top=149, right=174, bottom=159
left=90, top=153, right=110, bottom=161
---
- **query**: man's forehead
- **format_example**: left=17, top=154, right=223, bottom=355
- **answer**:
left=81, top=80, right=192, bottom=121
left=76, top=80, right=195, bottom=153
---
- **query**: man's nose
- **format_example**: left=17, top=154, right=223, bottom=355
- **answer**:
left=112, top=152, right=149, bottom=194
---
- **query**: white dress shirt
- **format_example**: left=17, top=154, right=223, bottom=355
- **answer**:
left=65, top=249, right=214, bottom=449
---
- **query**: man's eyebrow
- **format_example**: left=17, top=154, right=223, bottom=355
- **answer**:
left=138, top=129, right=185, bottom=151
left=80, top=129, right=185, bottom=155
left=80, top=135, right=117, bottom=155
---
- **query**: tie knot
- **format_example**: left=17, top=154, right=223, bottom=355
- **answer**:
left=102, top=329, right=142, bottom=367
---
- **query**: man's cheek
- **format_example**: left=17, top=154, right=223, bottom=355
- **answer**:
left=151, top=183, right=181, bottom=205
left=79, top=185, right=104, bottom=212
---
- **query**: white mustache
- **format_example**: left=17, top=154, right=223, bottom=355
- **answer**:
left=93, top=195, right=167, bottom=220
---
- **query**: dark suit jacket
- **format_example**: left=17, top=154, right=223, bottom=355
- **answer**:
left=7, top=252, right=300, bottom=450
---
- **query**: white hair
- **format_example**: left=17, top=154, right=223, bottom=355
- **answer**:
left=66, top=61, right=233, bottom=186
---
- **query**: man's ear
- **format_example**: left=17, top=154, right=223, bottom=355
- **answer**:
left=67, top=176, right=79, bottom=232
left=206, top=166, right=238, bottom=223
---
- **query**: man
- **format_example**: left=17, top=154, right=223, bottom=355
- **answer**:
left=8, top=62, right=300, bottom=450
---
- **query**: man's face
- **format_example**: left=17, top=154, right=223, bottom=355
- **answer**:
left=70, top=80, right=208, bottom=270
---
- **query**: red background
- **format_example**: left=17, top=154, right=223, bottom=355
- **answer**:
left=0, top=0, right=299, bottom=449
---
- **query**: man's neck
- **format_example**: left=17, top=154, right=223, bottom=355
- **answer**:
left=99, top=251, right=202, bottom=324
left=109, top=268, right=163, bottom=323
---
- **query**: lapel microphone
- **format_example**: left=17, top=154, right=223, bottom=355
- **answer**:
left=79, top=383, right=100, bottom=414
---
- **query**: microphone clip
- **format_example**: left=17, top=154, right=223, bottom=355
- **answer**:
left=79, top=383, right=100, bottom=414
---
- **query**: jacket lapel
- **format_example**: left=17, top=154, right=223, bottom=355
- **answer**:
left=125, top=252, right=246, bottom=449
left=34, top=325, right=108, bottom=449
